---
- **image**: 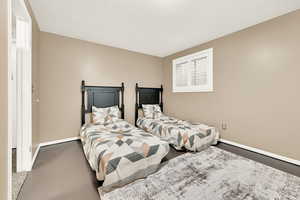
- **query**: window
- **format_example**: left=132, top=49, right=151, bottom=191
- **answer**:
left=172, top=48, right=213, bottom=92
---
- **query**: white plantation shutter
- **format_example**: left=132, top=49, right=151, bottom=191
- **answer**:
left=175, top=61, right=189, bottom=87
left=173, top=48, right=213, bottom=92
left=191, top=56, right=208, bottom=86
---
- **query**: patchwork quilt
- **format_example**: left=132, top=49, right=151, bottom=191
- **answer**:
left=137, top=115, right=219, bottom=152
left=80, top=120, right=170, bottom=192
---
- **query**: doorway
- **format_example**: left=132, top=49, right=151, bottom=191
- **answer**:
left=8, top=0, right=33, bottom=199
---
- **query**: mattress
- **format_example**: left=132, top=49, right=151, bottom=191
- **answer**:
left=137, top=115, right=219, bottom=152
left=80, top=119, right=170, bottom=192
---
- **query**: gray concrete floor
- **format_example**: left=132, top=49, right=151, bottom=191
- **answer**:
left=18, top=141, right=300, bottom=200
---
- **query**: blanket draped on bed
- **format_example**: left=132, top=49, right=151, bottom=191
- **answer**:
left=137, top=115, right=219, bottom=152
left=100, top=146, right=300, bottom=200
left=80, top=120, right=170, bottom=192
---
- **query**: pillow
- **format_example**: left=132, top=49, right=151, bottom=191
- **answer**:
left=142, top=104, right=162, bottom=119
left=138, top=108, right=144, bottom=118
left=92, top=106, right=120, bottom=125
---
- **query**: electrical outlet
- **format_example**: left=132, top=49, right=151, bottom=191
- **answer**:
left=221, top=121, right=228, bottom=130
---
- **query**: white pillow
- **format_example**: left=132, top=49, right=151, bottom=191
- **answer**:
left=92, top=106, right=120, bottom=125
left=142, top=104, right=162, bottom=119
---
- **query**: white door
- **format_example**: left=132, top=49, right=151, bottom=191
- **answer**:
left=11, top=44, right=17, bottom=149
left=14, top=0, right=32, bottom=172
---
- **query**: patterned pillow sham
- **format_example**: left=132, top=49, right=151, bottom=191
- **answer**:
left=142, top=104, right=162, bottom=119
left=92, top=106, right=120, bottom=125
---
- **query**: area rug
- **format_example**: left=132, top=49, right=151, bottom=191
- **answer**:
left=99, top=146, right=300, bottom=200
left=12, top=150, right=27, bottom=200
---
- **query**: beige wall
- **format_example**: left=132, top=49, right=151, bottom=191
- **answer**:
left=25, top=0, right=40, bottom=156
left=39, top=32, right=163, bottom=142
left=0, top=0, right=8, bottom=199
left=163, top=10, right=300, bottom=160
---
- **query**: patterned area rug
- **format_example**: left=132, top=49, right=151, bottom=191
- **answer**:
left=99, top=147, right=300, bottom=200
left=12, top=150, right=27, bottom=200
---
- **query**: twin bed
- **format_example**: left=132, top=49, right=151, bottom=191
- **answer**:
left=135, top=83, right=219, bottom=152
left=80, top=81, right=169, bottom=192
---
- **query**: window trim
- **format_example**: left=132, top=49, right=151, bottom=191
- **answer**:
left=172, top=48, right=213, bottom=93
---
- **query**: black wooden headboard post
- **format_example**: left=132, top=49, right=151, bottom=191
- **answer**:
left=135, top=83, right=163, bottom=126
left=121, top=82, right=125, bottom=119
left=160, top=84, right=163, bottom=112
left=81, top=80, right=86, bottom=126
left=135, top=83, right=139, bottom=126
left=81, top=81, right=125, bottom=126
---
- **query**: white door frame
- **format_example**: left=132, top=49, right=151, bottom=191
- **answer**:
left=7, top=0, right=12, bottom=199
left=8, top=0, right=33, bottom=199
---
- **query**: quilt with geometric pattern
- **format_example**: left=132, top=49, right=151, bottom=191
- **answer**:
left=80, top=119, right=170, bottom=192
left=137, top=115, right=219, bottom=152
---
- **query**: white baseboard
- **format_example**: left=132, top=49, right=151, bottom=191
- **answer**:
left=31, top=144, right=41, bottom=168
left=40, top=136, right=80, bottom=147
left=31, top=137, right=80, bottom=168
left=32, top=137, right=300, bottom=167
left=219, top=139, right=300, bottom=166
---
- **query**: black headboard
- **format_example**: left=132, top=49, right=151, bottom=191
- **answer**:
left=81, top=80, right=124, bottom=126
left=135, top=83, right=163, bottom=125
